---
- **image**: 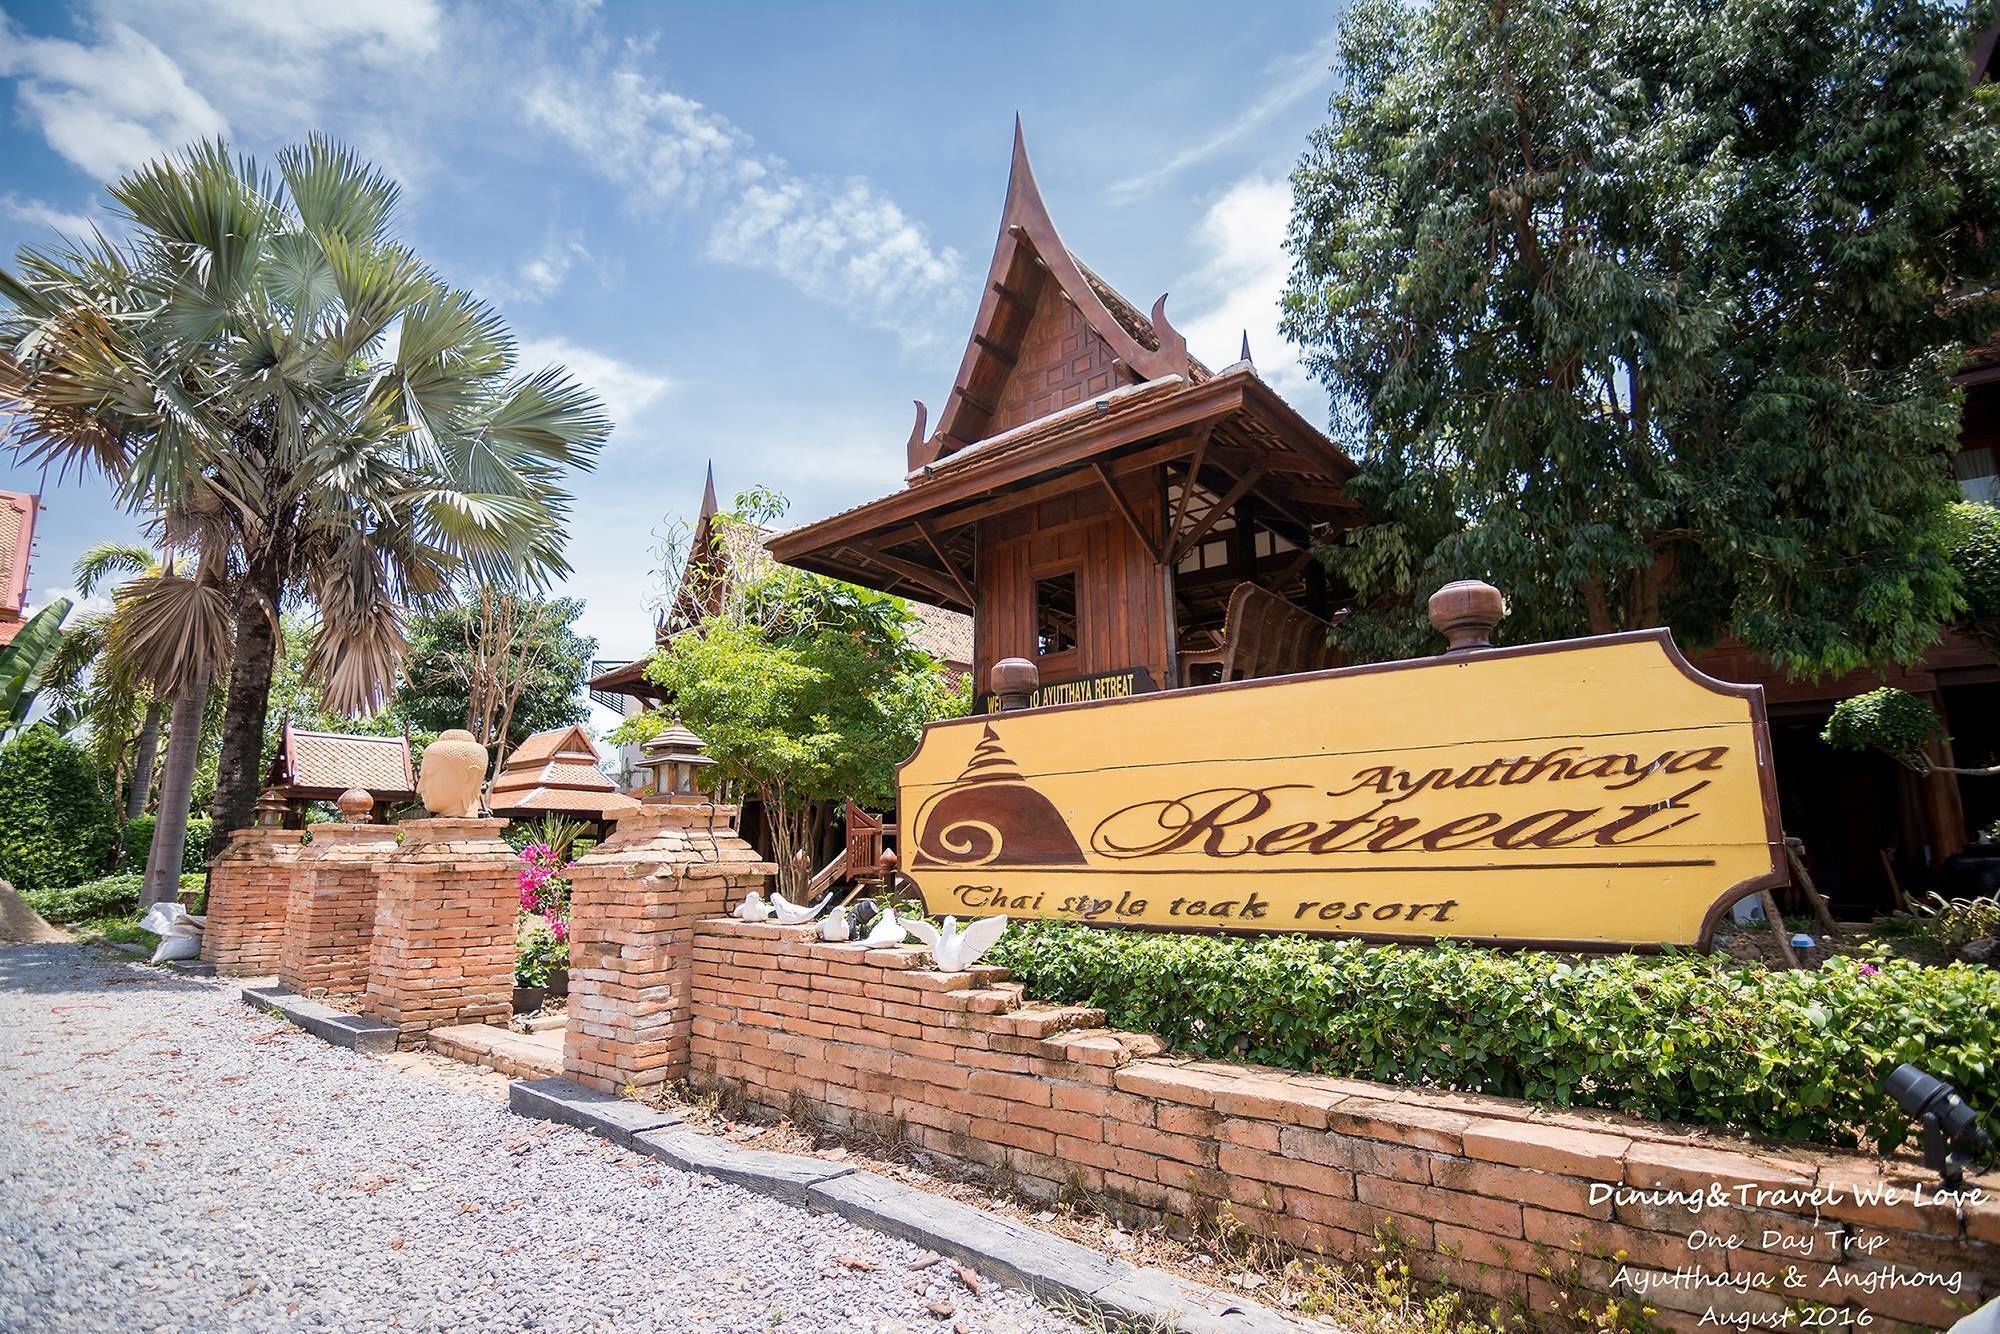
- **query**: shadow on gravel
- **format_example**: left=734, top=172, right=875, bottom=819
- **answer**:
left=0, top=941, right=216, bottom=997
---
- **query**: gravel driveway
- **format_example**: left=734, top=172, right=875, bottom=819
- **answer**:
left=0, top=942, right=1086, bottom=1333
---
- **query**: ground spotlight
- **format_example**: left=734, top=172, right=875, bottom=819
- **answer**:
left=1883, top=1063, right=1992, bottom=1189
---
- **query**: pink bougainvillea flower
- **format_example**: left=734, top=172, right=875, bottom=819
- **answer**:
left=1860, top=962, right=1880, bottom=976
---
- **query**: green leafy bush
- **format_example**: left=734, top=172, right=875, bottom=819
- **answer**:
left=0, top=726, right=117, bottom=894
left=988, top=923, right=2000, bottom=1152
left=21, top=872, right=207, bottom=923
left=119, top=814, right=213, bottom=875
left=515, top=916, right=568, bottom=988
left=1822, top=687, right=1943, bottom=768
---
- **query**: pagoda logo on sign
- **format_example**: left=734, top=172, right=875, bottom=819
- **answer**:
left=898, top=630, right=1785, bottom=949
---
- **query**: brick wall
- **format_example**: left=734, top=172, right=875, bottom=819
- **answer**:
left=564, top=800, right=773, bottom=1092
left=276, top=824, right=397, bottom=997
left=201, top=826, right=304, bottom=974
left=363, top=817, right=516, bottom=1045
left=689, top=921, right=1997, bottom=1330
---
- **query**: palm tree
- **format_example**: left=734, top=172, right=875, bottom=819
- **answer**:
left=42, top=541, right=172, bottom=822
left=0, top=137, right=609, bottom=878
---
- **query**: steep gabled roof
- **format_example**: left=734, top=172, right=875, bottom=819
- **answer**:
left=913, top=120, right=1207, bottom=470
left=489, top=724, right=641, bottom=820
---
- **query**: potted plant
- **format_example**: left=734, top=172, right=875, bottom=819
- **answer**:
left=514, top=918, right=566, bottom=1014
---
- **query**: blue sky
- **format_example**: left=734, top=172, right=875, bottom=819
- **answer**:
left=0, top=0, right=1344, bottom=718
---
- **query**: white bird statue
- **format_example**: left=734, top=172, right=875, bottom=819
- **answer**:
left=817, top=899, right=883, bottom=943
left=731, top=891, right=774, bottom=922
left=770, top=890, right=832, bottom=925
left=902, top=915, right=1008, bottom=974
left=860, top=907, right=909, bottom=947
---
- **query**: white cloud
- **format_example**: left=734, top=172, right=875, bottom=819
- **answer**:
left=525, top=61, right=962, bottom=347
left=88, top=0, right=442, bottom=125
left=0, top=2, right=444, bottom=185
left=1, top=192, right=96, bottom=238
left=517, top=336, right=673, bottom=431
left=0, top=17, right=226, bottom=178
left=1176, top=174, right=1318, bottom=410
left=1106, top=41, right=1336, bottom=204
left=507, top=233, right=594, bottom=302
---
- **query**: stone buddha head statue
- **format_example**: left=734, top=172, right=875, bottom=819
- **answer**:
left=416, top=729, right=488, bottom=818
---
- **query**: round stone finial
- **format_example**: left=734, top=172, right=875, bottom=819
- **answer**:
left=1428, top=580, right=1505, bottom=653
left=989, top=657, right=1040, bottom=712
left=337, top=787, right=374, bottom=821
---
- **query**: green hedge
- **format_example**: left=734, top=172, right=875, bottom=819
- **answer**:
left=21, top=871, right=208, bottom=924
left=120, top=814, right=214, bottom=875
left=987, top=923, right=2000, bottom=1153
left=0, top=727, right=117, bottom=894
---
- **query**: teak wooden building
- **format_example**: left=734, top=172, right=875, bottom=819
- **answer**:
left=770, top=125, right=1364, bottom=701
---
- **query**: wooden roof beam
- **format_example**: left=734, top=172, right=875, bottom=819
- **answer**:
left=953, top=383, right=999, bottom=417
left=1091, top=461, right=1164, bottom=563
left=913, top=518, right=976, bottom=606
left=973, top=334, right=1018, bottom=366
left=836, top=545, right=969, bottom=610
left=990, top=280, right=1033, bottom=313
left=1167, top=425, right=1213, bottom=554
left=1172, top=463, right=1268, bottom=562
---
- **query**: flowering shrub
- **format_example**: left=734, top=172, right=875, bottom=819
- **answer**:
left=517, top=842, right=572, bottom=941
left=515, top=842, right=574, bottom=988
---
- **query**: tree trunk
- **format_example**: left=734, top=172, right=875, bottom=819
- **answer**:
left=141, top=669, right=210, bottom=909
left=207, top=546, right=287, bottom=858
left=126, top=702, right=163, bottom=822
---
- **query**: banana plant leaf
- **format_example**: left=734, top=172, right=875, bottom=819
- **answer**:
left=0, top=597, right=73, bottom=731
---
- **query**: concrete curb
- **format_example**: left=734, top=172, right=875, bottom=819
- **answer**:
left=241, top=985, right=398, bottom=1054
left=506, top=1076, right=1306, bottom=1333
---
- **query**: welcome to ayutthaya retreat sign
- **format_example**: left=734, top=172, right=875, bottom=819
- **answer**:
left=899, top=621, right=1785, bottom=949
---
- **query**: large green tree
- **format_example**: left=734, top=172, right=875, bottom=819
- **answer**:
left=617, top=501, right=965, bottom=894
left=0, top=137, right=609, bottom=886
left=1284, top=0, right=2000, bottom=671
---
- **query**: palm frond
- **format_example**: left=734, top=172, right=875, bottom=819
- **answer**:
left=301, top=539, right=408, bottom=716
left=73, top=540, right=159, bottom=596
left=278, top=134, right=401, bottom=249
left=106, top=572, right=233, bottom=698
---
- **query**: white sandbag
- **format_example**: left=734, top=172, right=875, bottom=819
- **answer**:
left=150, top=930, right=200, bottom=963
left=138, top=902, right=187, bottom=935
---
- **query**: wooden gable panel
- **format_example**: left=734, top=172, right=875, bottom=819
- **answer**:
left=984, top=290, right=1124, bottom=437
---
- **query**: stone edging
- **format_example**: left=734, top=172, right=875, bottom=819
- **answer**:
left=241, top=985, right=398, bottom=1053
left=507, top=1075, right=1308, bottom=1334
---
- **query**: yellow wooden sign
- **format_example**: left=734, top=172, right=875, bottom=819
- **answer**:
left=897, top=631, right=1784, bottom=948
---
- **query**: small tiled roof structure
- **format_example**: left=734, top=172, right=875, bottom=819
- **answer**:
left=488, top=725, right=641, bottom=821
left=267, top=723, right=417, bottom=802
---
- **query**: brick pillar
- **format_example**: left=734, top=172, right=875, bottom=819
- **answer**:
left=200, top=826, right=304, bottom=975
left=365, top=817, right=516, bottom=1046
left=564, top=800, right=773, bottom=1093
left=277, top=824, right=399, bottom=999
